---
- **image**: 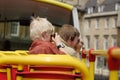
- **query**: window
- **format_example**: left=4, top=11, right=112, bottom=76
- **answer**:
left=87, top=19, right=91, bottom=29
left=103, top=36, right=109, bottom=50
left=105, top=18, right=109, bottom=29
left=94, top=36, right=99, bottom=50
left=115, top=3, right=119, bottom=11
left=86, top=36, right=90, bottom=50
left=112, top=36, right=117, bottom=47
left=87, top=8, right=90, bottom=14
left=87, top=7, right=93, bottom=14
left=97, top=57, right=103, bottom=68
left=103, top=57, right=107, bottom=69
left=11, top=22, right=20, bottom=36
left=96, top=19, right=99, bottom=29
left=98, top=5, right=104, bottom=12
left=113, top=17, right=117, bottom=28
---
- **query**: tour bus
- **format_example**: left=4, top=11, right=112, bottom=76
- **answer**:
left=0, top=0, right=119, bottom=80
left=0, top=0, right=80, bottom=50
left=0, top=0, right=87, bottom=80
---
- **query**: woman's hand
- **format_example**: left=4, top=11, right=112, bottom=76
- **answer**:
left=52, top=33, right=62, bottom=46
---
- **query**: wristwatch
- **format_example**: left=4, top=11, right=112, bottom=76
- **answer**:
left=57, top=43, right=65, bottom=49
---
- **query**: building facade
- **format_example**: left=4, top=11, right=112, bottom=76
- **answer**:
left=58, top=0, right=119, bottom=50
left=58, top=0, right=120, bottom=78
left=0, top=22, right=31, bottom=50
left=0, top=0, right=119, bottom=79
left=84, top=0, right=120, bottom=77
left=0, top=0, right=85, bottom=51
left=84, top=0, right=119, bottom=50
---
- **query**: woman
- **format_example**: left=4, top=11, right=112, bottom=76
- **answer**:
left=58, top=24, right=81, bottom=59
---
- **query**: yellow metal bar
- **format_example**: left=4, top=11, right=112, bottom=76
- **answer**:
left=16, top=75, right=22, bottom=80
left=0, top=51, right=28, bottom=57
left=15, top=50, right=28, bottom=56
left=0, top=69, right=6, bottom=72
left=0, top=55, right=91, bottom=80
left=109, top=70, right=119, bottom=80
left=111, top=48, right=120, bottom=59
left=17, top=64, right=23, bottom=71
left=35, top=0, right=73, bottom=10
left=92, top=50, right=108, bottom=56
left=82, top=49, right=120, bottom=58
left=30, top=68, right=34, bottom=72
left=80, top=50, right=108, bottom=57
left=0, top=51, right=20, bottom=56
left=89, top=62, right=95, bottom=80
left=6, top=68, right=11, bottom=80
left=82, top=58, right=86, bottom=63
left=17, top=64, right=24, bottom=80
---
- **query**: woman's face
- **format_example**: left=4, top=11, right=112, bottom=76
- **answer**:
left=71, top=36, right=80, bottom=49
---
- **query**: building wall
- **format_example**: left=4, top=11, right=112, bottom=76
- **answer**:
left=84, top=15, right=117, bottom=50
left=0, top=22, right=4, bottom=38
left=56, top=0, right=119, bottom=50
left=0, top=22, right=31, bottom=50
left=83, top=0, right=120, bottom=76
left=57, top=0, right=79, bottom=5
left=117, top=5, right=120, bottom=47
left=57, top=0, right=89, bottom=8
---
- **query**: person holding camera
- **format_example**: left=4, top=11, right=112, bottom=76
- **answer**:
left=58, top=24, right=81, bottom=59
left=29, top=17, right=67, bottom=54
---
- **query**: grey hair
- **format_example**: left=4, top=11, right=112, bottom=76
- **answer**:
left=30, top=17, right=55, bottom=40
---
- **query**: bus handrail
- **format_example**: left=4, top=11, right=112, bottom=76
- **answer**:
left=35, top=0, right=73, bottom=10
left=80, top=48, right=120, bottom=59
left=0, top=54, right=91, bottom=80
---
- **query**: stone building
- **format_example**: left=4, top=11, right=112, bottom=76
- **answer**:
left=84, top=0, right=119, bottom=50
left=0, top=22, right=31, bottom=50
left=58, top=0, right=120, bottom=78
left=84, top=0, right=120, bottom=77
left=58, top=0, right=120, bottom=49
left=0, top=0, right=85, bottom=50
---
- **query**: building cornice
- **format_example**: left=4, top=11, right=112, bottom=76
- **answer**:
left=84, top=11, right=118, bottom=18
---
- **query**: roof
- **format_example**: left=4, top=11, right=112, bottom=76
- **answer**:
left=85, top=0, right=97, bottom=8
left=104, top=0, right=120, bottom=4
left=0, top=0, right=74, bottom=26
left=85, top=0, right=120, bottom=13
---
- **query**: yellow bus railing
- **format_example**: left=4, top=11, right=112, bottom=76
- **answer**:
left=0, top=54, right=91, bottom=80
left=0, top=47, right=120, bottom=80
left=80, top=50, right=108, bottom=56
left=80, top=48, right=120, bottom=58
left=35, top=0, right=73, bottom=10
left=80, top=47, right=120, bottom=80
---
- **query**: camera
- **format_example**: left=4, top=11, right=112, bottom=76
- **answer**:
left=51, top=34, right=55, bottom=38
